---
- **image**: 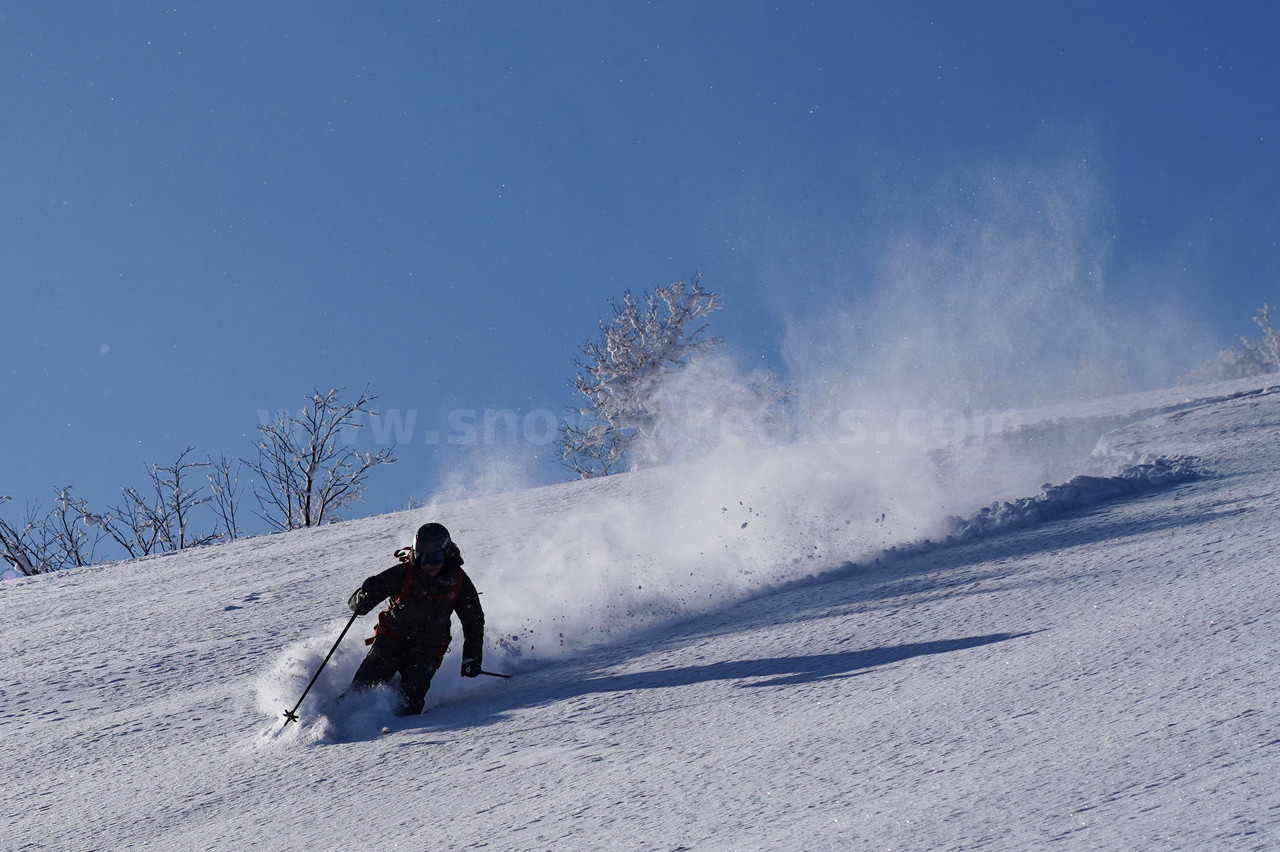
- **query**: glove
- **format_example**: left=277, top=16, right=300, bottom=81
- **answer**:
left=460, top=658, right=482, bottom=678
left=348, top=589, right=374, bottom=616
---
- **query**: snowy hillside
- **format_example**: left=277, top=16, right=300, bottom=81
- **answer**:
left=3, top=376, right=1279, bottom=851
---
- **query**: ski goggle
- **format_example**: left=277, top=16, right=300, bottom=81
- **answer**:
left=417, top=548, right=446, bottom=565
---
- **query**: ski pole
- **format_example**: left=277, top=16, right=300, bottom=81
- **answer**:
left=282, top=609, right=360, bottom=726
left=479, top=669, right=511, bottom=679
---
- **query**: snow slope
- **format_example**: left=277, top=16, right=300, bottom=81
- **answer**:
left=3, top=376, right=1279, bottom=851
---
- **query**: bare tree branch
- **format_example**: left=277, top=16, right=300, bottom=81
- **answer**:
left=207, top=455, right=243, bottom=542
left=243, top=387, right=396, bottom=530
left=88, top=448, right=225, bottom=557
left=147, top=448, right=217, bottom=550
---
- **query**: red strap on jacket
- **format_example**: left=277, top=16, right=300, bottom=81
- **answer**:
left=366, top=567, right=464, bottom=645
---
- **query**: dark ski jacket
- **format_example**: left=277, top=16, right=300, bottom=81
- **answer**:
left=349, top=558, right=484, bottom=661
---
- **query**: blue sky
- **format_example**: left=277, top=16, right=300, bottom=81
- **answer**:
left=3, top=1, right=1278, bottom=531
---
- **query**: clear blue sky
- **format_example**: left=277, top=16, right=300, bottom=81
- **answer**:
left=3, top=1, right=1278, bottom=527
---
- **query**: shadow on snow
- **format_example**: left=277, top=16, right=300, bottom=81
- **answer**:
left=388, top=631, right=1040, bottom=739
left=573, top=632, right=1040, bottom=691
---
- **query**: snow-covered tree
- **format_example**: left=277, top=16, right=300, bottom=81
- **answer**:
left=46, top=487, right=100, bottom=568
left=1182, top=302, right=1280, bottom=384
left=245, top=387, right=395, bottom=530
left=0, top=489, right=100, bottom=575
left=1245, top=302, right=1280, bottom=372
left=1, top=496, right=43, bottom=576
left=559, top=276, right=722, bottom=478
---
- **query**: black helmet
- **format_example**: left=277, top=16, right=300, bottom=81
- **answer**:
left=413, top=522, right=452, bottom=567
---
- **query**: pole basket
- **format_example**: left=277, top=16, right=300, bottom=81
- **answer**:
left=280, top=609, right=360, bottom=727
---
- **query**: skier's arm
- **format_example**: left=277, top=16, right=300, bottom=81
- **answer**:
left=455, top=572, right=485, bottom=664
left=348, top=564, right=405, bottom=615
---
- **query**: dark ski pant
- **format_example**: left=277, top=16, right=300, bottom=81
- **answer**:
left=351, top=634, right=447, bottom=715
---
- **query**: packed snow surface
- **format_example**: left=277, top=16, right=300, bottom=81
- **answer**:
left=3, top=376, right=1279, bottom=850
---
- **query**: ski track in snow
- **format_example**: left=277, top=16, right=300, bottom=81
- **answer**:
left=2, top=376, right=1279, bottom=851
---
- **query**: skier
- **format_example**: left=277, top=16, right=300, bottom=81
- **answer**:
left=347, top=522, right=485, bottom=715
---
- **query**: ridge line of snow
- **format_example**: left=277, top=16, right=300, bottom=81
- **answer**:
left=768, top=454, right=1204, bottom=597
